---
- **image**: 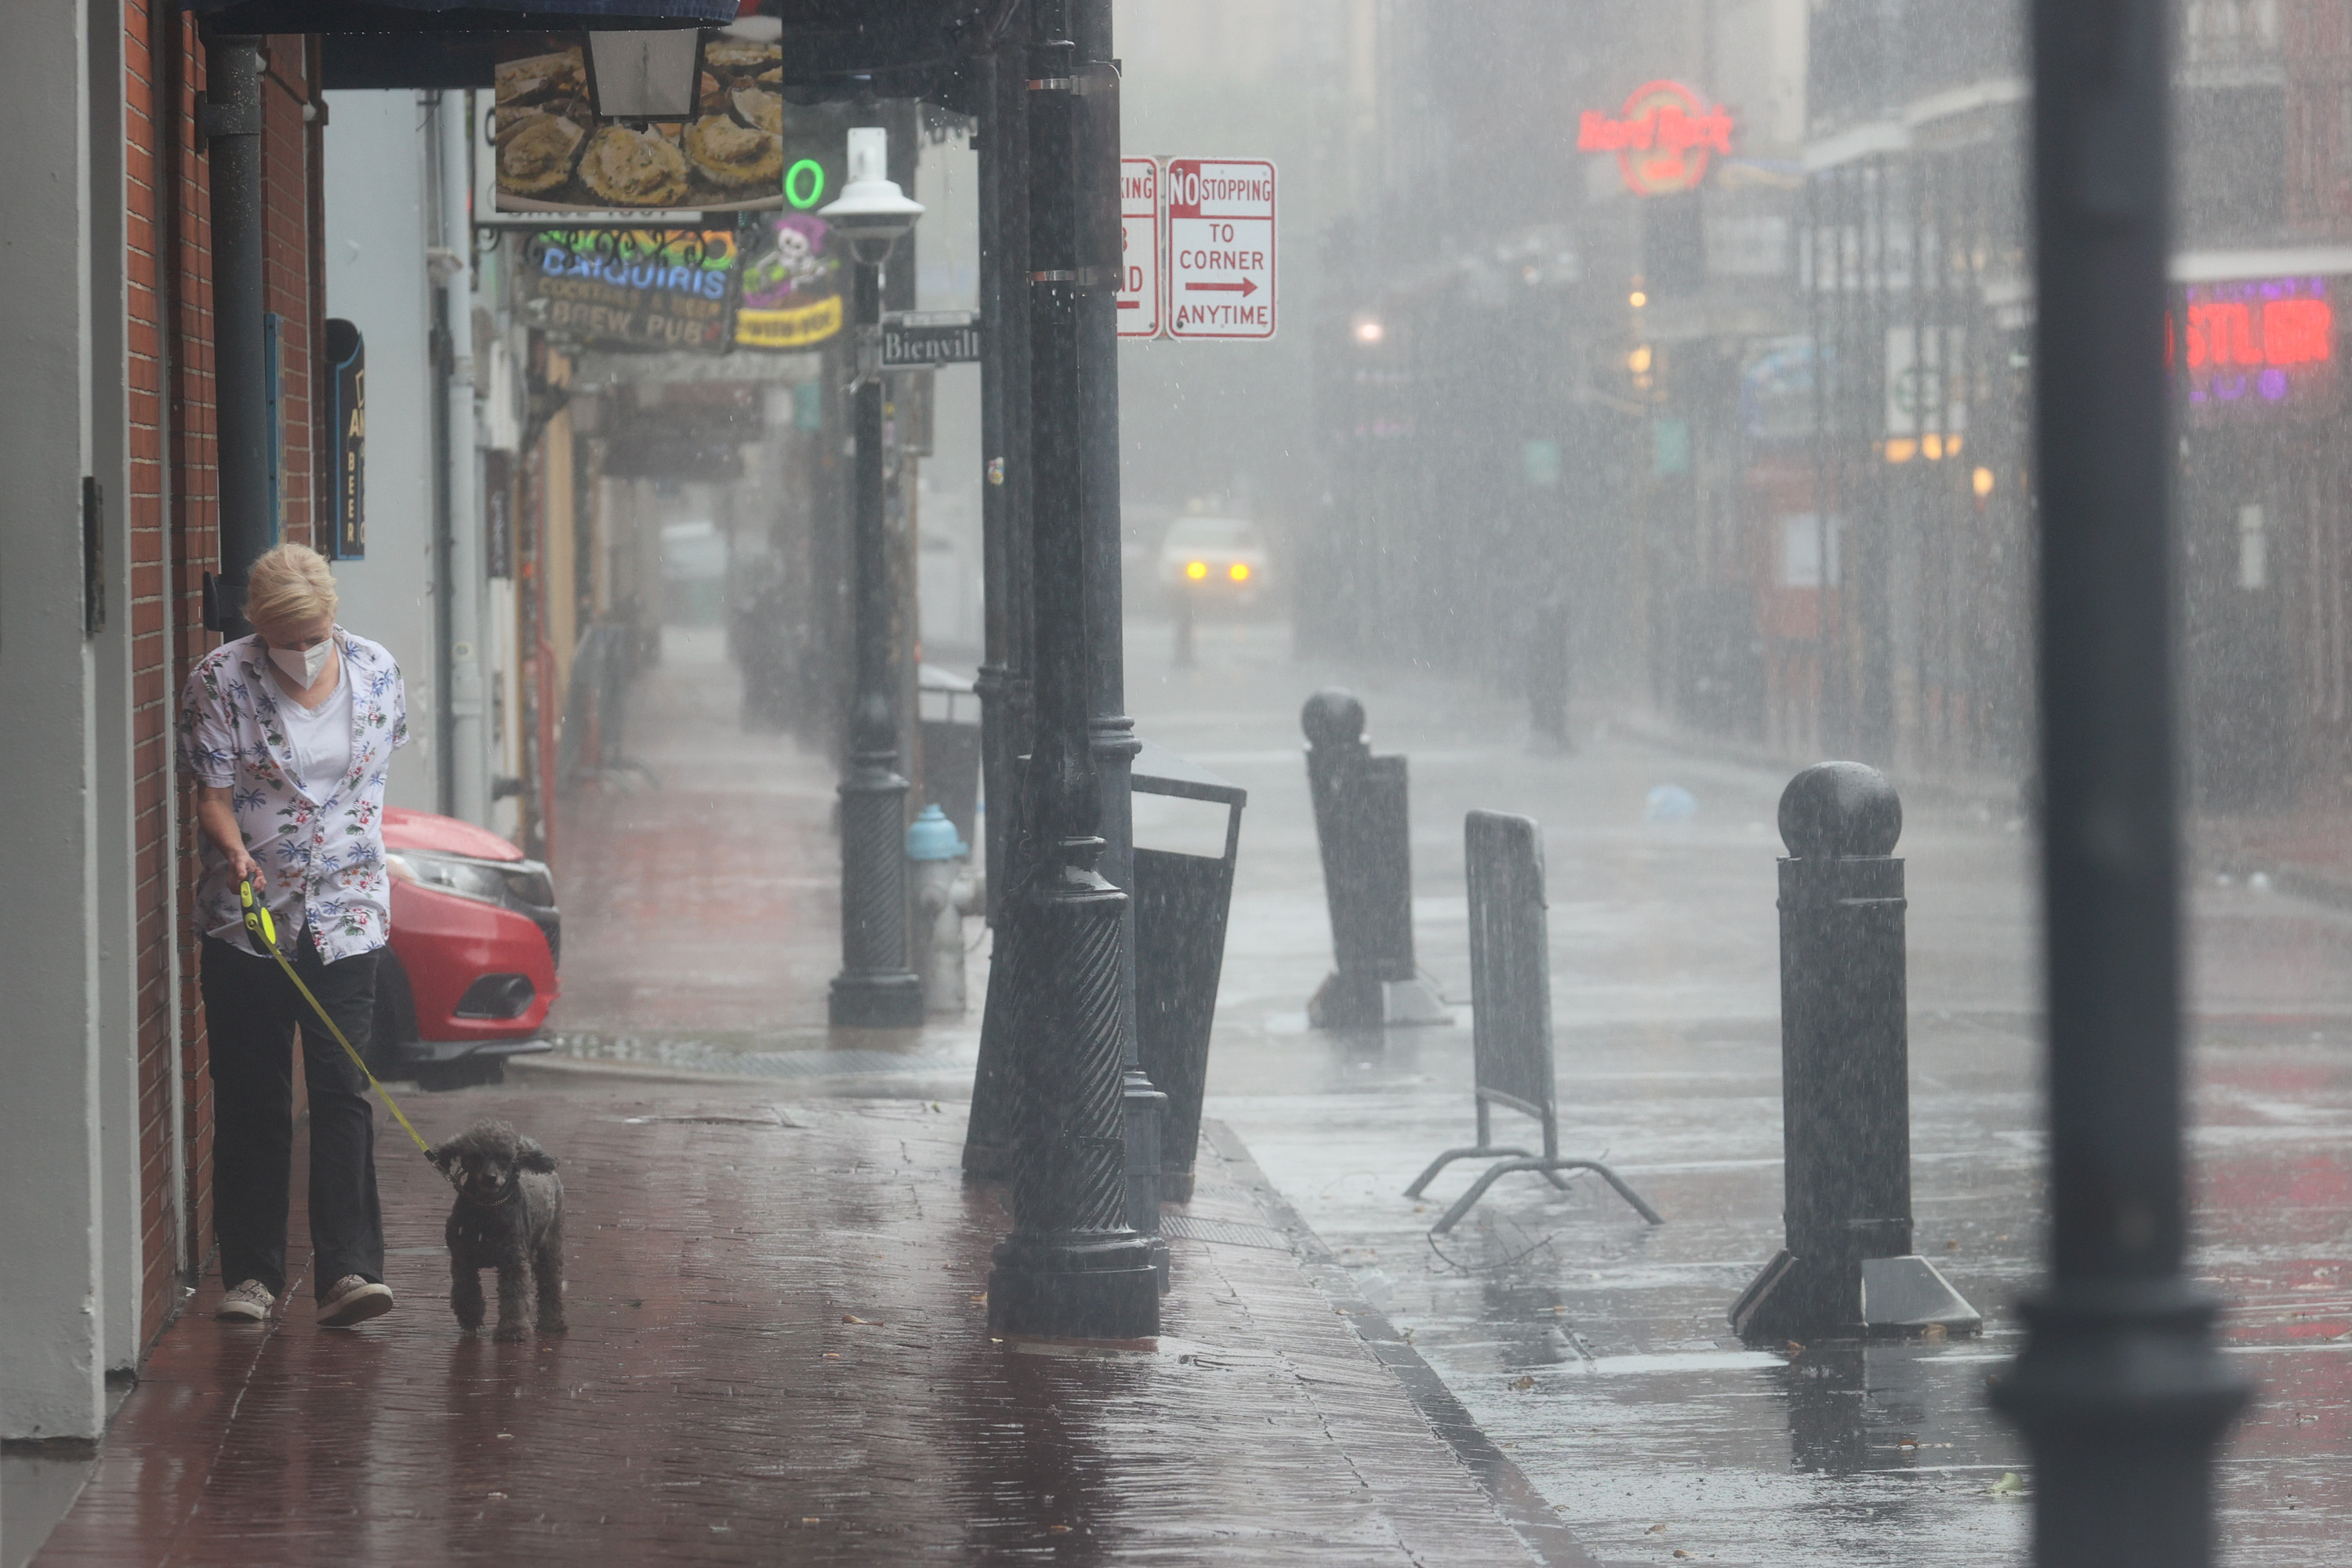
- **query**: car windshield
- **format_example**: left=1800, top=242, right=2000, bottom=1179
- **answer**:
left=1163, top=518, right=1258, bottom=551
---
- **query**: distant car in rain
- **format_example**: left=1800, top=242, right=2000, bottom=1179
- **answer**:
left=374, top=808, right=559, bottom=1090
left=1156, top=516, right=1269, bottom=608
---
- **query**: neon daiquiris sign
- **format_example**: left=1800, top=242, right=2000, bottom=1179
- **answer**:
left=1577, top=80, right=1733, bottom=197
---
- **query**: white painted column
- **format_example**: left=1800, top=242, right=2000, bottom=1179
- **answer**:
left=324, top=89, right=441, bottom=813
left=85, top=0, right=151, bottom=1374
left=437, top=92, right=490, bottom=825
left=0, top=0, right=109, bottom=1440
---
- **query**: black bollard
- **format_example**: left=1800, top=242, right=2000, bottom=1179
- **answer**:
left=1301, top=690, right=1450, bottom=1028
left=1730, top=762, right=1979, bottom=1341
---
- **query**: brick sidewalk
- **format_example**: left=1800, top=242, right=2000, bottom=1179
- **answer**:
left=550, top=628, right=848, bottom=1044
left=35, top=1080, right=1581, bottom=1566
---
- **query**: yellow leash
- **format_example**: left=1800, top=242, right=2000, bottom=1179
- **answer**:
left=240, top=879, right=434, bottom=1158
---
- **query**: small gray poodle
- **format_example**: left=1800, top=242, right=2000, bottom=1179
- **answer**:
left=426, top=1120, right=566, bottom=1341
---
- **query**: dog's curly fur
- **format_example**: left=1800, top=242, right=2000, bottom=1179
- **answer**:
left=426, top=1120, right=566, bottom=1341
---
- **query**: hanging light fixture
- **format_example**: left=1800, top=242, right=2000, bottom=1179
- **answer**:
left=820, top=126, right=925, bottom=265
left=586, top=30, right=702, bottom=120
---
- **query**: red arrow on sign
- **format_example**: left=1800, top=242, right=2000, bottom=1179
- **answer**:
left=1185, top=277, right=1260, bottom=296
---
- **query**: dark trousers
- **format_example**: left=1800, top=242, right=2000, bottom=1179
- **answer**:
left=201, top=935, right=385, bottom=1301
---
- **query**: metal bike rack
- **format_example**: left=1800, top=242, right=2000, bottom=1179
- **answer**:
left=1405, top=810, right=1663, bottom=1235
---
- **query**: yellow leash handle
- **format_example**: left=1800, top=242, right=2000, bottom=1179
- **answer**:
left=240, top=879, right=434, bottom=1158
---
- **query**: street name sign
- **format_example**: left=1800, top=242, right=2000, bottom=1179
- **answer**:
left=1166, top=158, right=1276, bottom=340
left=880, top=311, right=982, bottom=369
left=1119, top=157, right=1162, bottom=339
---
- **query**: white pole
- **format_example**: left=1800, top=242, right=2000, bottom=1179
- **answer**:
left=437, top=93, right=488, bottom=824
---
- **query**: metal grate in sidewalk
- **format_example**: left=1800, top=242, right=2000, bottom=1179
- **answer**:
left=551, top=1035, right=956, bottom=1080
left=1160, top=1214, right=1294, bottom=1250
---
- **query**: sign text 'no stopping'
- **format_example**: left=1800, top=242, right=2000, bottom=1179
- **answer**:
left=1164, top=158, right=1276, bottom=341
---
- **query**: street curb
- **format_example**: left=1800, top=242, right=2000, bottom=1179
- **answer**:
left=2201, top=855, right=2352, bottom=919
left=506, top=1054, right=784, bottom=1088
left=1201, top=1118, right=1602, bottom=1568
left=507, top=1051, right=978, bottom=1094
left=1611, top=710, right=2025, bottom=818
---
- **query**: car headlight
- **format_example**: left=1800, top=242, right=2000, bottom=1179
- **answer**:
left=387, top=850, right=554, bottom=913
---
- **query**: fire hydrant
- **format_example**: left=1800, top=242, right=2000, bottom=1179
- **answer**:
left=907, top=805, right=982, bottom=1014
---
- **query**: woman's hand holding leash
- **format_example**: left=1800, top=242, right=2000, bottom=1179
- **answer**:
left=238, top=877, right=438, bottom=1164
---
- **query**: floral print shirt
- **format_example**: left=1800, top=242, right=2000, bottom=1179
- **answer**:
left=179, top=628, right=409, bottom=961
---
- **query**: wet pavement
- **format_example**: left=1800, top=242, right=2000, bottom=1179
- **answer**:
left=544, top=626, right=979, bottom=1091
left=1123, top=613, right=2352, bottom=1567
left=34, top=1086, right=1565, bottom=1566
left=34, top=613, right=2352, bottom=1566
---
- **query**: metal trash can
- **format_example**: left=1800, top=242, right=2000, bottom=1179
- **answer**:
left=1131, top=739, right=1247, bottom=1203
left=918, top=663, right=983, bottom=851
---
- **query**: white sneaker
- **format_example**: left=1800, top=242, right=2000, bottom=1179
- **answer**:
left=217, top=1279, right=274, bottom=1322
left=318, top=1274, right=394, bottom=1327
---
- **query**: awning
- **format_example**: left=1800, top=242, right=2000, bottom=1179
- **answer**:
left=187, top=0, right=736, bottom=90
left=186, top=0, right=736, bottom=33
left=2172, top=246, right=2352, bottom=285
left=203, top=0, right=988, bottom=97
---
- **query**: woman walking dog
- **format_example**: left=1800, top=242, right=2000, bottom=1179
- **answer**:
left=180, top=543, right=410, bottom=1327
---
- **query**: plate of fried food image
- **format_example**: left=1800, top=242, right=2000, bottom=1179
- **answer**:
left=577, top=123, right=692, bottom=209
left=729, top=83, right=785, bottom=136
left=496, top=111, right=587, bottom=198
left=686, top=115, right=783, bottom=195
left=701, top=38, right=779, bottom=76
left=495, top=46, right=585, bottom=108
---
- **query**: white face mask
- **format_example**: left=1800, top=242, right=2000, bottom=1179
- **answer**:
left=270, top=640, right=332, bottom=687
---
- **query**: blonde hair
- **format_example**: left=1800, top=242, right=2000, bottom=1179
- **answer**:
left=245, top=543, right=339, bottom=637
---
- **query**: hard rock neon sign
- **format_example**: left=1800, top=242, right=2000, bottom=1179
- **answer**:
left=1577, top=80, right=1733, bottom=197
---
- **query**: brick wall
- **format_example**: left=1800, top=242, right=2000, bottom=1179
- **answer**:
left=125, top=5, right=328, bottom=1352
left=125, top=0, right=209, bottom=1352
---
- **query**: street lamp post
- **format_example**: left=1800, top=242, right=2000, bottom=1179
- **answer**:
left=1991, top=2, right=2250, bottom=1561
left=824, top=128, right=927, bottom=1030
left=985, top=0, right=1158, bottom=1341
left=963, top=13, right=1036, bottom=1181
left=1065, top=0, right=1169, bottom=1277
left=975, top=8, right=1035, bottom=935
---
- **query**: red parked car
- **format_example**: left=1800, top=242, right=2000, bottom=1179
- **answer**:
left=374, top=807, right=559, bottom=1090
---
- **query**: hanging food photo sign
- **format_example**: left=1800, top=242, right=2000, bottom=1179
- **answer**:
left=494, top=31, right=788, bottom=216
left=1577, top=80, right=1734, bottom=197
left=519, top=229, right=742, bottom=353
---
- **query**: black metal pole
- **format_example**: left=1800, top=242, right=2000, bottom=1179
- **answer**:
left=1067, top=0, right=1168, bottom=1276
left=1989, top=2, right=2249, bottom=1559
left=976, top=13, right=1036, bottom=928
left=829, top=256, right=925, bottom=1029
left=964, top=12, right=1037, bottom=1180
left=201, top=33, right=268, bottom=636
left=985, top=0, right=1157, bottom=1341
